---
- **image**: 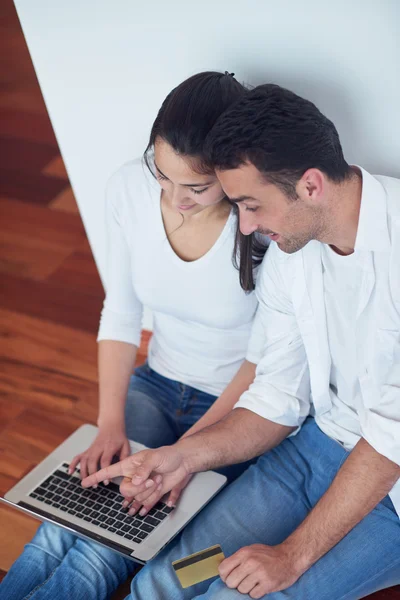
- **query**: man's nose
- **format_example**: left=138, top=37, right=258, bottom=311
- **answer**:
left=239, top=212, right=258, bottom=236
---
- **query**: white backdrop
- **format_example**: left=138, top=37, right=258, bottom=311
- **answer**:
left=14, top=0, right=400, bottom=327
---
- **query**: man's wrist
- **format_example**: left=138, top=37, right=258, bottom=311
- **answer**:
left=175, top=436, right=204, bottom=475
left=279, top=534, right=314, bottom=577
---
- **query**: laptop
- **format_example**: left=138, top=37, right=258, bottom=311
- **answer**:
left=1, top=424, right=226, bottom=564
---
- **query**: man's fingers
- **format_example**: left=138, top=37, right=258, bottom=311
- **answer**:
left=82, top=460, right=127, bottom=487
left=138, top=483, right=163, bottom=515
left=127, top=499, right=142, bottom=516
left=219, top=552, right=242, bottom=581
left=237, top=574, right=259, bottom=595
left=120, top=476, right=151, bottom=499
left=167, top=485, right=183, bottom=508
left=225, top=564, right=249, bottom=590
left=82, top=450, right=160, bottom=490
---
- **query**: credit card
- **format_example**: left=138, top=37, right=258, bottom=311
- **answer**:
left=172, top=544, right=225, bottom=588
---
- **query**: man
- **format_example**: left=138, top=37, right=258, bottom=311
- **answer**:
left=83, top=84, right=400, bottom=599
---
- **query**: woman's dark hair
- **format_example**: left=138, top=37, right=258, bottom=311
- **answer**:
left=143, top=71, right=266, bottom=293
left=231, top=206, right=269, bottom=292
left=144, top=71, right=245, bottom=173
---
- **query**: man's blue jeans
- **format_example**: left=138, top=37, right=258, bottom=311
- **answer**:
left=128, top=418, right=400, bottom=600
left=0, top=364, right=250, bottom=600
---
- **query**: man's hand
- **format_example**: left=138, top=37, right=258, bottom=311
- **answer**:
left=123, top=473, right=194, bottom=517
left=81, top=446, right=190, bottom=510
left=219, top=544, right=302, bottom=599
left=69, top=426, right=131, bottom=484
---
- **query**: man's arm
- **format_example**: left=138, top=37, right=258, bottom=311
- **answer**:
left=219, top=438, right=400, bottom=598
left=283, top=438, right=400, bottom=573
left=179, top=408, right=294, bottom=472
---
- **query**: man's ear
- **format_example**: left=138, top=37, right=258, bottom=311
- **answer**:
left=297, top=168, right=325, bottom=204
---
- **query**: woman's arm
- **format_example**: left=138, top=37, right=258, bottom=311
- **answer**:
left=181, top=359, right=256, bottom=439
left=70, top=172, right=143, bottom=479
left=69, top=340, right=138, bottom=480
left=97, top=340, right=138, bottom=430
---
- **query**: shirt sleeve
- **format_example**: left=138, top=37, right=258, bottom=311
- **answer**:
left=235, top=243, right=311, bottom=427
left=360, top=331, right=400, bottom=467
left=245, top=306, right=265, bottom=365
left=97, top=173, right=143, bottom=347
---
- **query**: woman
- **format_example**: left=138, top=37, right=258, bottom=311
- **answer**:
left=0, top=71, right=268, bottom=600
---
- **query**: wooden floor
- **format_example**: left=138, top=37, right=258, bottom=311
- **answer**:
left=0, top=0, right=149, bottom=580
left=0, top=1, right=398, bottom=598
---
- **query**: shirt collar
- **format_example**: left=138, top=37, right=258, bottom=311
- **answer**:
left=354, top=166, right=390, bottom=253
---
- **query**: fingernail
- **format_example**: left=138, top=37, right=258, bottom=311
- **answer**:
left=155, top=475, right=162, bottom=484
left=122, top=500, right=129, bottom=508
left=132, top=476, right=142, bottom=483
left=167, top=501, right=174, bottom=508
left=93, top=484, right=97, bottom=489
left=145, top=479, right=154, bottom=488
left=139, top=508, right=146, bottom=516
left=157, top=483, right=162, bottom=490
left=104, top=480, right=109, bottom=486
left=129, top=507, right=137, bottom=515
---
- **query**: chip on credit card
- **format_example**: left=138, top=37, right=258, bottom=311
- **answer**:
left=172, top=544, right=225, bottom=588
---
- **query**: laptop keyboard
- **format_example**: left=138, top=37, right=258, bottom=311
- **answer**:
left=28, top=463, right=174, bottom=545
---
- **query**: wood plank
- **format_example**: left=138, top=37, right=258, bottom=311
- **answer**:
left=3, top=408, right=86, bottom=457
left=0, top=108, right=57, bottom=145
left=0, top=357, right=98, bottom=416
left=0, top=505, right=40, bottom=572
left=0, top=308, right=98, bottom=383
left=49, top=186, right=80, bottom=214
left=0, top=272, right=104, bottom=334
left=0, top=197, right=86, bottom=247
left=366, top=588, right=400, bottom=599
left=0, top=396, right=25, bottom=434
left=0, top=472, right=18, bottom=496
left=0, top=137, right=58, bottom=172
left=0, top=168, right=69, bottom=206
left=0, top=197, right=86, bottom=280
left=0, top=89, right=48, bottom=115
left=0, top=236, right=73, bottom=281
left=42, top=155, right=68, bottom=179
left=48, top=248, right=104, bottom=297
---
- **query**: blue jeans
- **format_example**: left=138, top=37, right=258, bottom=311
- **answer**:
left=128, top=418, right=400, bottom=600
left=0, top=364, right=251, bottom=600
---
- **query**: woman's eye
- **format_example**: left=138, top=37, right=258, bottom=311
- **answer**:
left=156, top=174, right=168, bottom=182
left=245, top=206, right=258, bottom=212
left=191, top=188, right=208, bottom=195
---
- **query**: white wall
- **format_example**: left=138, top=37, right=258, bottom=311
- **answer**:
left=14, top=0, right=400, bottom=328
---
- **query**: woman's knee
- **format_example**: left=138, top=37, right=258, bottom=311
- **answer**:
left=28, top=523, right=77, bottom=559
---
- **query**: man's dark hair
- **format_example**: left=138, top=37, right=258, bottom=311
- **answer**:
left=204, top=83, right=351, bottom=290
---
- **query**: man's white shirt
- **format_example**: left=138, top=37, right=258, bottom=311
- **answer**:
left=235, top=167, right=400, bottom=515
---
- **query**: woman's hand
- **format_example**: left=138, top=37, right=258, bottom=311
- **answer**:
left=69, top=426, right=131, bottom=484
